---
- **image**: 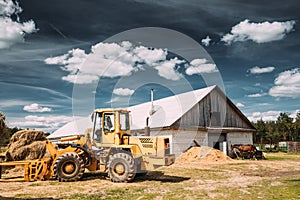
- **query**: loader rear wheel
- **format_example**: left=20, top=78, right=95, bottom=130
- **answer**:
left=108, top=152, right=136, bottom=182
left=53, top=152, right=85, bottom=182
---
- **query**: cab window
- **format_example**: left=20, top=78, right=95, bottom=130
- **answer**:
left=103, top=113, right=115, bottom=132
left=120, top=112, right=129, bottom=131
left=94, top=112, right=102, bottom=142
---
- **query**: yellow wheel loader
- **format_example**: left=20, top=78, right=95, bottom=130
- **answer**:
left=0, top=109, right=175, bottom=182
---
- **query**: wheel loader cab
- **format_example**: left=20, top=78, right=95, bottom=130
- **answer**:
left=92, top=109, right=131, bottom=146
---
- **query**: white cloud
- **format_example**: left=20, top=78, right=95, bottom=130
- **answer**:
left=105, top=96, right=120, bottom=104
left=154, top=57, right=184, bottom=80
left=201, top=35, right=211, bottom=47
left=62, top=74, right=99, bottom=84
left=221, top=19, right=295, bottom=45
left=0, top=0, right=37, bottom=49
left=9, top=115, right=75, bottom=132
left=249, top=66, right=275, bottom=74
left=236, top=102, right=245, bottom=107
left=186, top=58, right=218, bottom=75
left=45, top=41, right=184, bottom=84
left=269, top=68, right=300, bottom=98
left=289, top=110, right=300, bottom=120
left=45, top=41, right=220, bottom=83
left=0, top=0, right=22, bottom=16
left=247, top=93, right=267, bottom=98
left=247, top=111, right=281, bottom=122
left=113, top=88, right=135, bottom=96
left=23, top=103, right=52, bottom=113
left=45, top=42, right=139, bottom=84
left=133, top=46, right=167, bottom=66
left=45, top=48, right=87, bottom=72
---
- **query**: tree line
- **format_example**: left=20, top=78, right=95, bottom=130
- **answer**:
left=252, top=111, right=300, bottom=144
left=2, top=111, right=300, bottom=146
left=0, top=112, right=22, bottom=145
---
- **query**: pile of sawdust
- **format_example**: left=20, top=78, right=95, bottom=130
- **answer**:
left=176, top=146, right=233, bottom=163
left=5, top=130, right=47, bottom=161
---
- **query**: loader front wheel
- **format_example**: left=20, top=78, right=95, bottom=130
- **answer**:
left=108, top=152, right=136, bottom=182
left=54, top=152, right=85, bottom=182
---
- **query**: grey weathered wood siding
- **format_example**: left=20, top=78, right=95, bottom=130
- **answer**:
left=173, top=88, right=253, bottom=130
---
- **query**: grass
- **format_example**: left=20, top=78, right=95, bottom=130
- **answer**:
left=2, top=153, right=299, bottom=200
left=247, top=179, right=300, bottom=200
left=69, top=187, right=149, bottom=200
left=29, top=182, right=43, bottom=187
left=67, top=179, right=300, bottom=200
left=266, top=152, right=300, bottom=161
left=67, top=168, right=241, bottom=199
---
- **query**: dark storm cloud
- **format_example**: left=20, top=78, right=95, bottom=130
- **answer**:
left=18, top=0, right=178, bottom=41
left=18, top=0, right=300, bottom=53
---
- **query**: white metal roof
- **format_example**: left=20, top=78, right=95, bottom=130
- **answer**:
left=48, top=85, right=216, bottom=139
left=47, top=117, right=92, bottom=139
left=129, top=85, right=216, bottom=130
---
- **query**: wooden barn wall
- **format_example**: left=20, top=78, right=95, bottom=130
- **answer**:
left=150, top=130, right=208, bottom=157
left=173, top=89, right=252, bottom=129
left=207, top=131, right=226, bottom=148
left=227, top=132, right=253, bottom=147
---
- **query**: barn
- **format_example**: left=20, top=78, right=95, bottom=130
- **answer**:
left=49, top=85, right=256, bottom=157
left=128, top=85, right=256, bottom=157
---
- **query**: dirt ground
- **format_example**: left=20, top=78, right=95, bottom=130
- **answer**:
left=0, top=152, right=299, bottom=200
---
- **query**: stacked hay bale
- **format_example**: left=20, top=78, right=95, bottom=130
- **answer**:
left=5, top=130, right=47, bottom=161
left=176, top=146, right=233, bottom=164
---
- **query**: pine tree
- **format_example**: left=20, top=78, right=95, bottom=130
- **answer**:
left=0, top=112, right=11, bottom=144
left=277, top=112, right=293, bottom=141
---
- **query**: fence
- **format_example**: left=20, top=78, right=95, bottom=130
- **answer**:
left=255, top=141, right=300, bottom=153
left=255, top=144, right=278, bottom=152
left=287, top=141, right=300, bottom=153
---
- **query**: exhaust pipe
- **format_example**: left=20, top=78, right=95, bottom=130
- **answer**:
left=144, top=117, right=150, bottom=136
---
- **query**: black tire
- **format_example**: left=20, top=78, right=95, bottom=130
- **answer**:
left=108, top=152, right=136, bottom=182
left=53, top=152, right=85, bottom=182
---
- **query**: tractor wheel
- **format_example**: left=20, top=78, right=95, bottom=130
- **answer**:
left=53, top=152, right=85, bottom=182
left=108, top=152, right=136, bottom=182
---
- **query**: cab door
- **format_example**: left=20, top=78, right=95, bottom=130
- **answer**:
left=101, top=112, right=117, bottom=145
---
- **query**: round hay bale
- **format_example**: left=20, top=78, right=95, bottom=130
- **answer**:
left=5, top=130, right=47, bottom=161
left=9, top=130, right=46, bottom=144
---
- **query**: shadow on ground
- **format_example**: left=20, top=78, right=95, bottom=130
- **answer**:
left=135, top=171, right=190, bottom=183
left=81, top=171, right=190, bottom=183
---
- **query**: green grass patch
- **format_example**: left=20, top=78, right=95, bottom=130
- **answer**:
left=266, top=153, right=300, bottom=161
left=69, top=187, right=149, bottom=200
left=29, top=182, right=43, bottom=187
left=248, top=179, right=300, bottom=200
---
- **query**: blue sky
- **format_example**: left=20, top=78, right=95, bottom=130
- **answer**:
left=0, top=0, right=299, bottom=132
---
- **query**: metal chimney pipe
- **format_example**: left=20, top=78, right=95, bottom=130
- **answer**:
left=150, top=89, right=154, bottom=115
left=151, top=88, right=154, bottom=108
